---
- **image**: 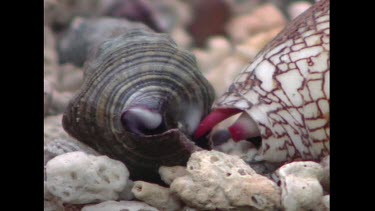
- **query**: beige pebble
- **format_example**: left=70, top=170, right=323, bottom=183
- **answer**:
left=44, top=115, right=73, bottom=145
left=226, top=3, right=286, bottom=43
left=132, top=181, right=183, bottom=211
left=171, top=150, right=281, bottom=210
left=158, top=166, right=188, bottom=185
left=235, top=25, right=285, bottom=59
left=44, top=114, right=97, bottom=156
left=193, top=36, right=232, bottom=73
left=170, top=27, right=193, bottom=49
left=81, top=200, right=158, bottom=211
left=44, top=80, right=75, bottom=116
left=204, top=56, right=248, bottom=96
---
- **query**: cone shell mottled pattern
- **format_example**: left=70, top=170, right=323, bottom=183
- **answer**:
left=215, top=0, right=330, bottom=162
left=62, top=29, right=215, bottom=181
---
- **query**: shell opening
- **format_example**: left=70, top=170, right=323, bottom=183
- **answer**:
left=194, top=108, right=242, bottom=139
left=228, top=112, right=261, bottom=142
left=121, top=107, right=166, bottom=136
left=195, top=108, right=262, bottom=147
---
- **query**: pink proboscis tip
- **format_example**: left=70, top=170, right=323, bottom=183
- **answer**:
left=193, top=108, right=242, bottom=139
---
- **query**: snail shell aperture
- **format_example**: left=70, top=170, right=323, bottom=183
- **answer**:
left=195, top=0, right=330, bottom=164
left=62, top=29, right=215, bottom=181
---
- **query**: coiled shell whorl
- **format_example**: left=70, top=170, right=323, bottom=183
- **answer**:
left=62, top=29, right=215, bottom=181
left=195, top=0, right=330, bottom=164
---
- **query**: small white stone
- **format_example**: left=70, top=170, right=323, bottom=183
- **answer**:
left=281, top=176, right=323, bottom=211
left=276, top=161, right=324, bottom=211
left=277, top=161, right=324, bottom=180
left=81, top=200, right=158, bottom=211
left=46, top=151, right=129, bottom=204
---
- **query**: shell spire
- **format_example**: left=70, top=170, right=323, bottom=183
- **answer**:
left=195, top=0, right=330, bottom=163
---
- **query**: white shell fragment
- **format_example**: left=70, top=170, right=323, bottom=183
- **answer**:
left=276, top=161, right=324, bottom=211
left=132, top=181, right=183, bottom=211
left=170, top=150, right=281, bottom=210
left=81, top=200, right=158, bottom=211
left=45, top=151, right=129, bottom=204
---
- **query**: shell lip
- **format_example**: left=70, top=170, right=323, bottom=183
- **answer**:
left=193, top=108, right=243, bottom=139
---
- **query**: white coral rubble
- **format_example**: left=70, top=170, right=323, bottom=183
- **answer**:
left=170, top=150, right=281, bottom=210
left=45, top=151, right=129, bottom=204
left=132, top=181, right=183, bottom=211
left=276, top=161, right=325, bottom=211
left=81, top=200, right=158, bottom=211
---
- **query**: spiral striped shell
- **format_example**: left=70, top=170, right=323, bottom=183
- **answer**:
left=62, top=29, right=215, bottom=181
left=196, top=0, right=330, bottom=164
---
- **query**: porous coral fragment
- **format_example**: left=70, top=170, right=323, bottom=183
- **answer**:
left=170, top=150, right=281, bottom=210
left=46, top=151, right=129, bottom=204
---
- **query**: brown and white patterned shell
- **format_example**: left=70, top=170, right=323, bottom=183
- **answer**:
left=198, top=0, right=330, bottom=163
left=62, top=29, right=215, bottom=182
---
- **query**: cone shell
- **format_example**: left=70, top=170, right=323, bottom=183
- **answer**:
left=62, top=29, right=215, bottom=181
left=213, top=0, right=330, bottom=162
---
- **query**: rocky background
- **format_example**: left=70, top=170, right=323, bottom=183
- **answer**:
left=44, top=0, right=329, bottom=210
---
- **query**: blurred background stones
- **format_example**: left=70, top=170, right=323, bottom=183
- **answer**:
left=44, top=0, right=315, bottom=119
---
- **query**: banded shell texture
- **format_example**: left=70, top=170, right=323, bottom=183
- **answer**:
left=195, top=0, right=330, bottom=163
left=63, top=29, right=215, bottom=181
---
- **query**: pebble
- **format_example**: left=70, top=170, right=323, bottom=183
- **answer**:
left=170, top=150, right=281, bottom=210
left=46, top=151, right=130, bottom=204
left=82, top=200, right=158, bottom=211
left=276, top=161, right=324, bottom=211
left=132, top=181, right=183, bottom=211
left=226, top=3, right=286, bottom=43
left=192, top=36, right=233, bottom=73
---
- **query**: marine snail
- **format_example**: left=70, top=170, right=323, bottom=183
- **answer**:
left=62, top=29, right=215, bottom=181
left=195, top=0, right=330, bottom=164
